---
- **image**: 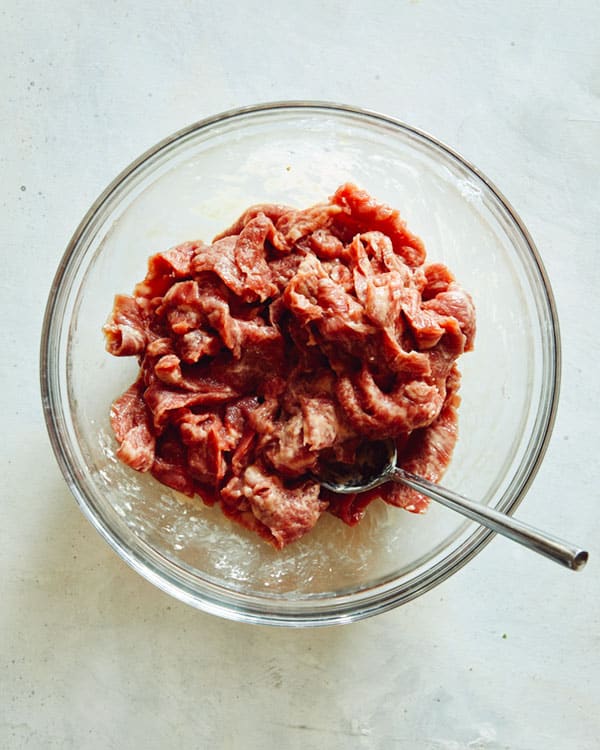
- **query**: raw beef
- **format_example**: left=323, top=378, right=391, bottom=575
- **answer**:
left=104, top=184, right=475, bottom=548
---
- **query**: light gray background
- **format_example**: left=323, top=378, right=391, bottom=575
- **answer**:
left=2, top=2, right=599, bottom=748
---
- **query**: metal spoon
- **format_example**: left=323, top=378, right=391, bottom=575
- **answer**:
left=317, top=440, right=588, bottom=571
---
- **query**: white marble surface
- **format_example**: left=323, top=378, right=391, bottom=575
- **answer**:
left=2, top=2, right=599, bottom=748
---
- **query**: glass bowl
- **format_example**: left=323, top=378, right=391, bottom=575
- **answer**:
left=40, top=102, right=560, bottom=626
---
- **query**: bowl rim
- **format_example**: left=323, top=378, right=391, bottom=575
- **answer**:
left=39, top=100, right=562, bottom=626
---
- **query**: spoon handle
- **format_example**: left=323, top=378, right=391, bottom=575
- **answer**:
left=391, top=467, right=588, bottom=571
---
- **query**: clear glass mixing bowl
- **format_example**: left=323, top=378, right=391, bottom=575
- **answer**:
left=40, top=102, right=560, bottom=626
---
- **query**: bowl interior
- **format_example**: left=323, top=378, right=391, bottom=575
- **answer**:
left=47, top=105, right=557, bottom=623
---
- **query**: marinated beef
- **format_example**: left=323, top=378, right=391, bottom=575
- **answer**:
left=104, top=184, right=475, bottom=547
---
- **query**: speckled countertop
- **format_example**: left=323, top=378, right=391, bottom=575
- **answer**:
left=2, top=2, right=599, bottom=748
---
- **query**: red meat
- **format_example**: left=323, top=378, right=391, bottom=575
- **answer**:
left=104, top=184, right=475, bottom=546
